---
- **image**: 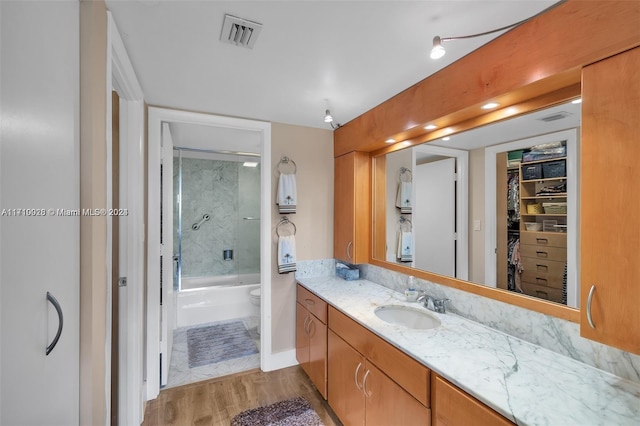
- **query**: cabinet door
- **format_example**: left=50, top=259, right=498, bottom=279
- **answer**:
left=581, top=46, right=640, bottom=354
left=328, top=330, right=366, bottom=426
left=334, top=152, right=370, bottom=264
left=365, top=362, right=431, bottom=426
left=432, top=375, right=513, bottom=426
left=308, top=316, right=328, bottom=398
left=296, top=303, right=310, bottom=369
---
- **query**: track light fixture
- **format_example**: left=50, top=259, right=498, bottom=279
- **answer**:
left=430, top=4, right=558, bottom=60
left=324, top=109, right=341, bottom=129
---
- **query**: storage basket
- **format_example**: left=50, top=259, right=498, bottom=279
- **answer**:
left=525, top=222, right=542, bottom=231
left=542, top=202, right=567, bottom=214
left=543, top=219, right=558, bottom=232
left=522, top=163, right=542, bottom=180
left=542, top=160, right=566, bottom=179
left=527, top=203, right=543, bottom=214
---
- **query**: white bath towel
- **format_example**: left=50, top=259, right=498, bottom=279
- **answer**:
left=396, top=231, right=413, bottom=262
left=396, top=181, right=412, bottom=213
left=276, top=173, right=297, bottom=213
left=278, top=234, right=297, bottom=274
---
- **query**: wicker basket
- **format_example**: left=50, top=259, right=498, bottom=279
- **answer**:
left=527, top=203, right=543, bottom=214
left=542, top=202, right=567, bottom=214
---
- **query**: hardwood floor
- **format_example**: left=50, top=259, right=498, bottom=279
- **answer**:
left=142, top=365, right=342, bottom=425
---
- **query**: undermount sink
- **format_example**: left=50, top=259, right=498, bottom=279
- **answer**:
left=374, top=305, right=441, bottom=329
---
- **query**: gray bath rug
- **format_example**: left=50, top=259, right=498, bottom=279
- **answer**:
left=187, top=320, right=258, bottom=368
left=231, top=397, right=324, bottom=426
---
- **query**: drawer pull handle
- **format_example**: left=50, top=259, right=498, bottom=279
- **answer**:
left=536, top=238, right=548, bottom=244
left=354, top=362, right=363, bottom=391
left=587, top=285, right=596, bottom=329
left=536, top=264, right=548, bottom=272
left=536, top=251, right=548, bottom=258
left=304, top=298, right=315, bottom=306
left=362, top=369, right=372, bottom=397
left=536, top=278, right=548, bottom=284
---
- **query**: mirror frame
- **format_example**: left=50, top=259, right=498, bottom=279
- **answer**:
left=371, top=86, right=581, bottom=322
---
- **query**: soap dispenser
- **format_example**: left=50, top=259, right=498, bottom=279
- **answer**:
left=404, top=276, right=418, bottom=302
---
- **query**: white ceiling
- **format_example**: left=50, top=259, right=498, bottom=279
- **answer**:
left=106, top=0, right=561, bottom=130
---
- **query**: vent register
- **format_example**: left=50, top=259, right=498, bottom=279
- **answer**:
left=220, top=14, right=263, bottom=49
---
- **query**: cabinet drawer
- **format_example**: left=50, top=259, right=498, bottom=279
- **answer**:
left=297, top=285, right=327, bottom=324
left=520, top=244, right=567, bottom=262
left=328, top=306, right=430, bottom=407
left=520, top=258, right=566, bottom=289
left=521, top=281, right=564, bottom=303
left=520, top=232, right=567, bottom=248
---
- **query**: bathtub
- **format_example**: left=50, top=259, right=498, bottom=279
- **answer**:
left=176, top=273, right=260, bottom=328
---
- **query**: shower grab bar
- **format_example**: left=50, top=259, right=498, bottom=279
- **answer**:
left=192, top=214, right=211, bottom=231
left=243, top=217, right=260, bottom=220
left=46, top=292, right=63, bottom=356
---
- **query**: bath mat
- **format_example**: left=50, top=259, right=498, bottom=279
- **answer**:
left=187, top=320, right=258, bottom=368
left=231, top=397, right=324, bottom=426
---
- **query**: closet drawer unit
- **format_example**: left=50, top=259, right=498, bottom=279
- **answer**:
left=520, top=244, right=567, bottom=262
left=521, top=281, right=564, bottom=303
left=297, top=285, right=327, bottom=324
left=521, top=258, right=565, bottom=289
left=520, top=232, right=567, bottom=248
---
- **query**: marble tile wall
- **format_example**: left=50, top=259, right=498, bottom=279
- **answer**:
left=357, top=263, right=640, bottom=383
left=174, top=158, right=260, bottom=279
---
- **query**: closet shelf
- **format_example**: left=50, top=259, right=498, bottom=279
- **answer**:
left=521, top=177, right=566, bottom=184
left=521, top=194, right=567, bottom=200
left=521, top=213, right=567, bottom=217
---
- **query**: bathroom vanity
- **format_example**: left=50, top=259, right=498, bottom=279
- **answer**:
left=296, top=278, right=640, bottom=425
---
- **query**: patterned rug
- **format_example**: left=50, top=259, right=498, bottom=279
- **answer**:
left=231, top=397, right=324, bottom=426
left=187, top=320, right=258, bottom=368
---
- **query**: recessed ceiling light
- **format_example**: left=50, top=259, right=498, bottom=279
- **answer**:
left=424, top=124, right=437, bottom=130
left=442, top=136, right=451, bottom=141
left=482, top=102, right=500, bottom=110
left=243, top=161, right=258, bottom=167
left=571, top=98, right=582, bottom=104
left=385, top=139, right=396, bottom=144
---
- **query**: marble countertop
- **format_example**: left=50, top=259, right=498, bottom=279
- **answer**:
left=296, top=276, right=640, bottom=426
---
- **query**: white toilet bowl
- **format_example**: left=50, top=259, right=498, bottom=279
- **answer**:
left=250, top=288, right=261, bottom=334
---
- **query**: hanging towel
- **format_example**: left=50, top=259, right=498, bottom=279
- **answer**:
left=396, top=182, right=412, bottom=214
left=277, top=235, right=297, bottom=274
left=396, top=231, right=413, bottom=263
left=276, top=173, right=297, bottom=214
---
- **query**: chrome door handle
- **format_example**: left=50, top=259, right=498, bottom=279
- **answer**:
left=347, top=241, right=353, bottom=260
left=303, top=316, right=311, bottom=335
left=587, top=285, right=596, bottom=329
left=354, top=362, right=363, bottom=391
left=362, top=369, right=372, bottom=397
left=46, top=292, right=63, bottom=356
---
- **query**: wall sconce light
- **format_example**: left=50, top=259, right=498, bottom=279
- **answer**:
left=430, top=4, right=557, bottom=60
left=324, top=109, right=341, bottom=129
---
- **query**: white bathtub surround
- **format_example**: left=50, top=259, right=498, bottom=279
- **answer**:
left=295, top=259, right=336, bottom=278
left=297, top=276, right=640, bottom=425
left=167, top=317, right=260, bottom=389
left=177, top=279, right=260, bottom=328
left=359, top=263, right=640, bottom=384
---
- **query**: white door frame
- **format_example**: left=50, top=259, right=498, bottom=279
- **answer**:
left=484, top=129, right=578, bottom=307
left=107, top=12, right=146, bottom=425
left=146, top=107, right=272, bottom=400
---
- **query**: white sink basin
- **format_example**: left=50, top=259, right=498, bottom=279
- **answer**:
left=374, top=305, right=441, bottom=329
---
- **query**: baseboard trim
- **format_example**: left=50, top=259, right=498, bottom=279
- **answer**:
left=262, top=349, right=297, bottom=372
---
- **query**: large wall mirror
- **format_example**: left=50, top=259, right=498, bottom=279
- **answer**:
left=373, top=97, right=581, bottom=309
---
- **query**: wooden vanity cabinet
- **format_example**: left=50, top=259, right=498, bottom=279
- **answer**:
left=327, top=306, right=431, bottom=426
left=296, top=285, right=328, bottom=398
left=580, top=46, right=640, bottom=355
left=334, top=151, right=370, bottom=264
left=432, top=375, right=513, bottom=426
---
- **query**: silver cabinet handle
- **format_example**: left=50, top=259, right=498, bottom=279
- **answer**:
left=354, top=362, right=363, bottom=391
left=347, top=241, right=353, bottom=260
left=46, top=292, right=63, bottom=356
left=362, top=369, right=372, bottom=397
left=587, top=285, right=596, bottom=329
left=307, top=317, right=315, bottom=337
left=303, top=316, right=311, bottom=336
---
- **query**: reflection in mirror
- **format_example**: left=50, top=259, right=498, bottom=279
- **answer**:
left=380, top=100, right=581, bottom=308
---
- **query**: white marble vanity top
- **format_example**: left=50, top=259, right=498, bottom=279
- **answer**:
left=296, top=276, right=640, bottom=426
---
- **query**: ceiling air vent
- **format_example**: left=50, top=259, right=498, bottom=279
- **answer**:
left=537, top=111, right=572, bottom=123
left=220, top=14, right=262, bottom=49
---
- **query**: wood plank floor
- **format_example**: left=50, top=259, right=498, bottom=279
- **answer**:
left=143, top=366, right=342, bottom=425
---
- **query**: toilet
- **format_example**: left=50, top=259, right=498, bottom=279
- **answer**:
left=249, top=288, right=261, bottom=334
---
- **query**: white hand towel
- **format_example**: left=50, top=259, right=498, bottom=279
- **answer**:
left=397, top=231, right=413, bottom=262
left=278, top=234, right=297, bottom=273
left=276, top=173, right=297, bottom=213
left=396, top=182, right=412, bottom=213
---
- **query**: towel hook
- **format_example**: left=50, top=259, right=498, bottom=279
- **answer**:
left=278, top=156, right=297, bottom=174
left=276, top=216, right=297, bottom=237
left=399, top=167, right=412, bottom=183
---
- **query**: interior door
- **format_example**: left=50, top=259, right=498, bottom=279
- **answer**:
left=0, top=1, right=80, bottom=423
left=414, top=157, right=457, bottom=276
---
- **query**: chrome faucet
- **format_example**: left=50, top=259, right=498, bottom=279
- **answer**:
left=417, top=292, right=449, bottom=314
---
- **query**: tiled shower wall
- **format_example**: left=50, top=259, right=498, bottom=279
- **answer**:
left=174, top=157, right=260, bottom=279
